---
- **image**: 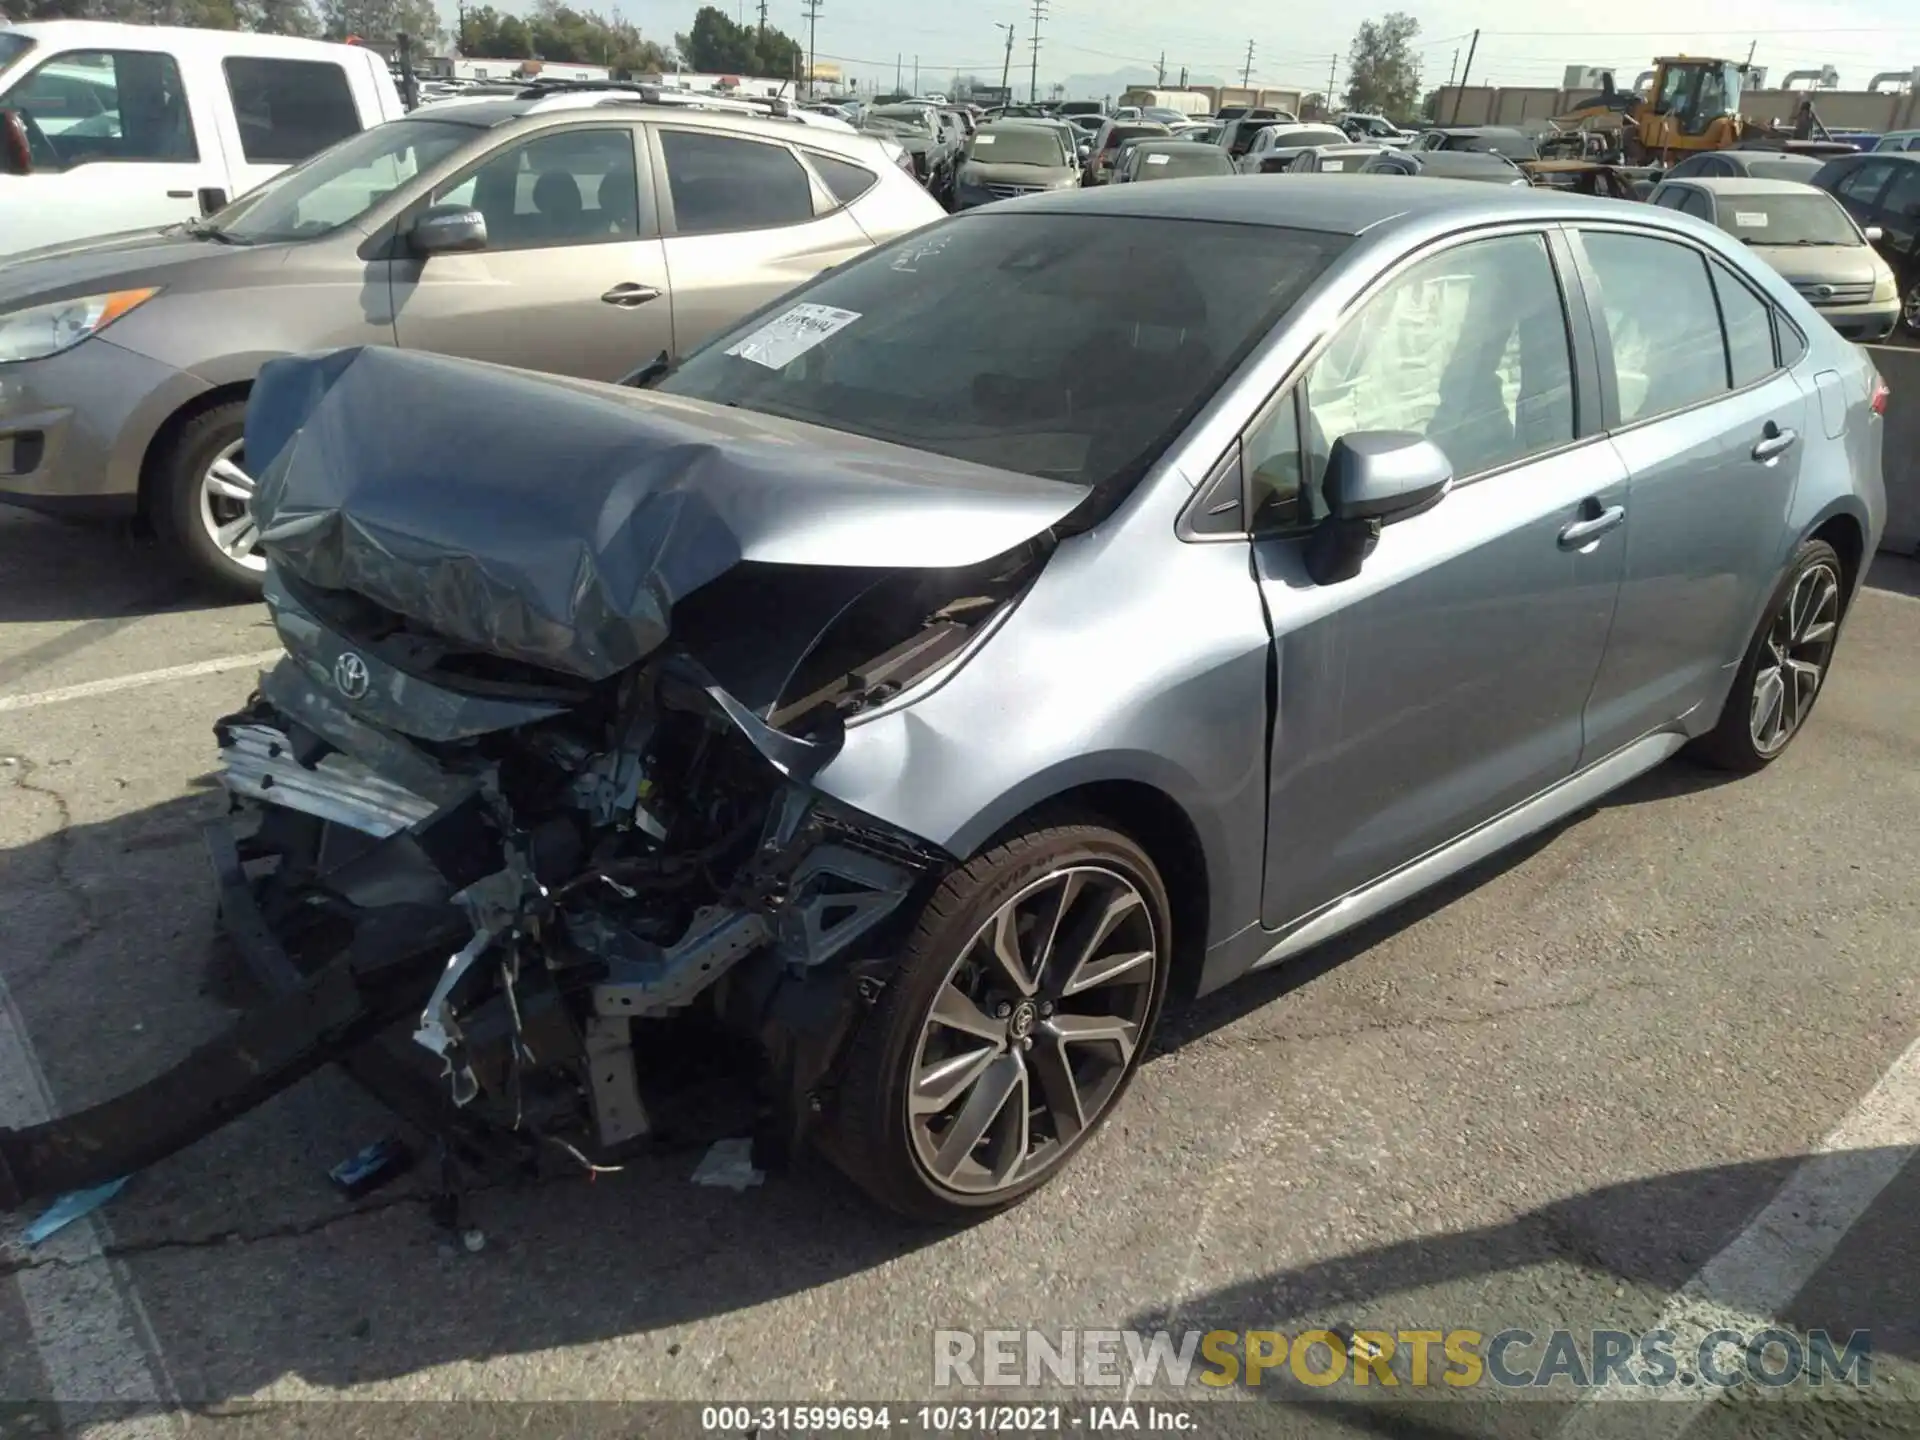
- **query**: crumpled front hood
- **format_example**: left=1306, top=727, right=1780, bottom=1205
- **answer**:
left=245, top=347, right=1088, bottom=683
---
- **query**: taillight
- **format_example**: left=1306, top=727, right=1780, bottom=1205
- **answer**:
left=1871, top=374, right=1889, bottom=416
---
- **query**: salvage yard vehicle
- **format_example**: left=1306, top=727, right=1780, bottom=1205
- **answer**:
left=1234, top=122, right=1353, bottom=175
left=1284, top=143, right=1388, bottom=175
left=0, top=20, right=405, bottom=256
left=1657, top=149, right=1825, bottom=183
left=1109, top=137, right=1235, bottom=183
left=1811, top=151, right=1920, bottom=337
left=0, top=178, right=1885, bottom=1226
left=1083, top=118, right=1170, bottom=184
left=1647, top=176, right=1899, bottom=342
left=951, top=121, right=1080, bottom=207
left=1360, top=147, right=1532, bottom=185
left=0, top=97, right=941, bottom=594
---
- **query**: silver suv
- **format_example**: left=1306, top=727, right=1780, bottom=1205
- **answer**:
left=0, top=91, right=943, bottom=592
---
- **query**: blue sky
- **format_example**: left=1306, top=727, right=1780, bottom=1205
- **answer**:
left=481, top=0, right=1915, bottom=98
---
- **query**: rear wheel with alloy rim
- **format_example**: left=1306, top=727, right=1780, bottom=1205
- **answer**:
left=826, top=817, right=1171, bottom=1222
left=1902, top=273, right=1920, bottom=338
left=1695, top=538, right=1844, bottom=772
left=157, top=399, right=265, bottom=600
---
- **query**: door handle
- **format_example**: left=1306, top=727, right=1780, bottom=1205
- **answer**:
left=1751, top=423, right=1798, bottom=462
left=601, top=283, right=662, bottom=308
left=1558, top=504, right=1627, bottom=550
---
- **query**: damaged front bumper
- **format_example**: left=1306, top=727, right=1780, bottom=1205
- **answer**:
left=0, top=583, right=950, bottom=1212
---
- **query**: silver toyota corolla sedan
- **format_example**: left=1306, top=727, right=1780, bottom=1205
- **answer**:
left=1, top=178, right=1885, bottom=1226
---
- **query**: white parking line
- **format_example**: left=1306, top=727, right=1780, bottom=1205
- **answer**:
left=0, top=977, right=181, bottom=1434
left=0, top=650, right=284, bottom=714
left=1552, top=1034, right=1920, bottom=1437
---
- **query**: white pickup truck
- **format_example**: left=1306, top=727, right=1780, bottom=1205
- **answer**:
left=0, top=20, right=404, bottom=258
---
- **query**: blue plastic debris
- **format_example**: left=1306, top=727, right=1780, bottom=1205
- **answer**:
left=22, top=1177, right=129, bottom=1246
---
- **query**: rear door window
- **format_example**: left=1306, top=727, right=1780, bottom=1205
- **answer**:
left=1, top=49, right=197, bottom=165
left=659, top=129, right=816, bottom=234
left=223, top=57, right=359, bottom=164
left=1579, top=231, right=1729, bottom=424
left=1711, top=261, right=1778, bottom=388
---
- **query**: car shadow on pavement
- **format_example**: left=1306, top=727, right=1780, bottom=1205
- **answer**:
left=1123, top=1147, right=1918, bottom=1434
left=0, top=512, right=220, bottom=625
left=1866, top=552, right=1920, bottom=602
left=0, top=751, right=1872, bottom=1402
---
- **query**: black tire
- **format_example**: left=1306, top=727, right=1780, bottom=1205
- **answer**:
left=1692, top=538, right=1845, bottom=773
left=155, top=399, right=263, bottom=601
left=1901, top=270, right=1920, bottom=340
left=824, top=814, right=1172, bottom=1223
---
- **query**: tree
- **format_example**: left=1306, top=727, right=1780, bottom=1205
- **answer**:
left=245, top=0, right=319, bottom=36
left=679, top=4, right=803, bottom=79
left=319, top=0, right=442, bottom=50
left=1343, top=11, right=1421, bottom=119
left=1300, top=91, right=1327, bottom=119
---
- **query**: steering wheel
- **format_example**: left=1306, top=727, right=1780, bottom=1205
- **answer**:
left=11, top=108, right=60, bottom=169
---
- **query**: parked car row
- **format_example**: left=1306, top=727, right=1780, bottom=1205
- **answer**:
left=0, top=91, right=946, bottom=590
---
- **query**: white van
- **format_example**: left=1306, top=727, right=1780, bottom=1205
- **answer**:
left=0, top=21, right=404, bottom=257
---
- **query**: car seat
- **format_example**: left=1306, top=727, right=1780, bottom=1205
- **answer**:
left=531, top=170, right=586, bottom=241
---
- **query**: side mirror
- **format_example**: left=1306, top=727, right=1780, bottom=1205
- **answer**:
left=1305, top=432, right=1453, bottom=585
left=1078, top=143, right=1091, bottom=161
left=1864, top=224, right=1884, bottom=243
left=409, top=203, right=488, bottom=256
left=0, top=110, right=32, bottom=177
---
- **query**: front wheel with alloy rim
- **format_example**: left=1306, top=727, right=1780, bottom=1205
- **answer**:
left=1903, top=273, right=1920, bottom=338
left=825, top=817, right=1172, bottom=1222
left=1694, top=538, right=1844, bottom=772
left=157, top=399, right=267, bottom=600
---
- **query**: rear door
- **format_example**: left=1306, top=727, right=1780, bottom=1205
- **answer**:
left=0, top=44, right=226, bottom=249
left=391, top=123, right=675, bottom=380
left=1870, top=162, right=1920, bottom=273
left=650, top=125, right=872, bottom=355
left=1572, top=227, right=1809, bottom=757
left=1249, top=227, right=1628, bottom=928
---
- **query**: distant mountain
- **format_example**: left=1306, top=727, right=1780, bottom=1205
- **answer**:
left=1053, top=66, right=1226, bottom=102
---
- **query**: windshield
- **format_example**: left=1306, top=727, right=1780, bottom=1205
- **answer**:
left=658, top=213, right=1346, bottom=492
left=1718, top=192, right=1861, bottom=245
left=870, top=106, right=936, bottom=135
left=968, top=126, right=1064, bottom=166
left=1745, top=156, right=1822, bottom=181
left=207, top=119, right=474, bottom=244
left=1133, top=146, right=1233, bottom=178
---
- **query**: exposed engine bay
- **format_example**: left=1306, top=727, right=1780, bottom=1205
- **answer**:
left=0, top=346, right=1086, bottom=1209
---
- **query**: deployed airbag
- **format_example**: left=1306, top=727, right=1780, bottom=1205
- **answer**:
left=245, top=347, right=1088, bottom=682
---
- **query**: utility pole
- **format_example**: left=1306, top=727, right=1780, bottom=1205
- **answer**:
left=1178, top=64, right=1187, bottom=87
left=756, top=0, right=766, bottom=45
left=997, top=22, right=1015, bottom=97
left=1446, top=49, right=1458, bottom=86
left=1156, top=50, right=1165, bottom=86
left=1326, top=53, right=1336, bottom=111
left=800, top=0, right=820, bottom=99
left=1449, top=28, right=1478, bottom=123
left=913, top=54, right=919, bottom=93
left=895, top=52, right=901, bottom=94
left=1028, top=0, right=1047, bottom=103
left=1240, top=39, right=1254, bottom=89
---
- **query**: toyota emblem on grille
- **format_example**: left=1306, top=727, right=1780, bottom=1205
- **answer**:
left=333, top=651, right=371, bottom=700
left=1814, top=285, right=1834, bottom=298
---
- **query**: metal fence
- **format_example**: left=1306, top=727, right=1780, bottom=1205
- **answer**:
left=1875, top=345, right=1920, bottom=555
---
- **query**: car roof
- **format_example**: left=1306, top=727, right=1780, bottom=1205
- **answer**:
left=1015, top=173, right=1583, bottom=233
left=1674, top=176, right=1833, bottom=194
left=407, top=96, right=871, bottom=148
left=2, top=18, right=376, bottom=61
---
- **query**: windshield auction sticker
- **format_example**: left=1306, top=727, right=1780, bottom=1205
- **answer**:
left=725, top=304, right=862, bottom=369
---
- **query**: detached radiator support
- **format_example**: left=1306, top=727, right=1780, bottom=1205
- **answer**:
left=0, top=920, right=457, bottom=1213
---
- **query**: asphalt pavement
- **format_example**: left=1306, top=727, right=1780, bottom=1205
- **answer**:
left=1, top=507, right=1916, bottom=1438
